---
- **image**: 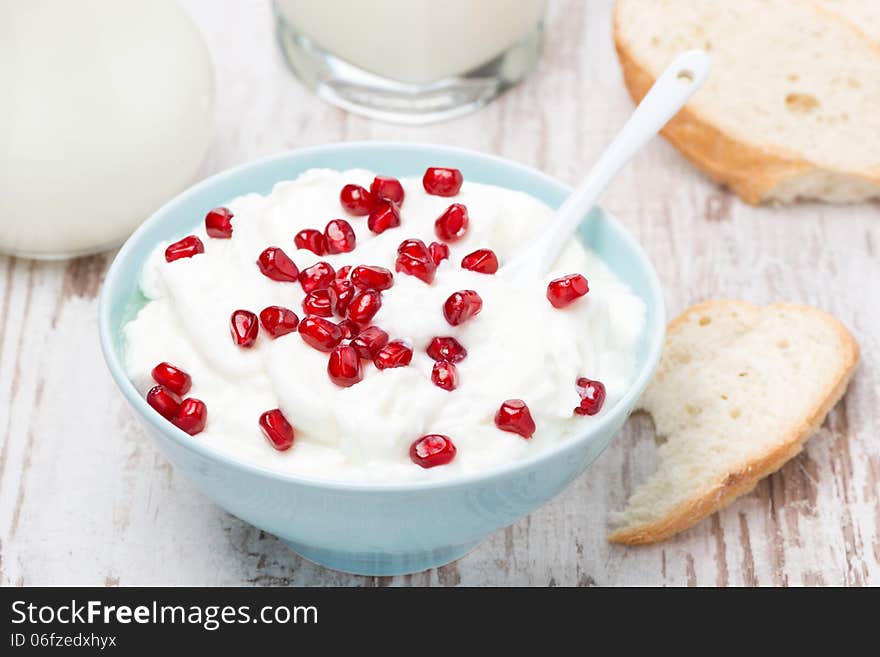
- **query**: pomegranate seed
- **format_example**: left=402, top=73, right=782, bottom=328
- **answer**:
left=259, top=408, right=295, bottom=451
left=172, top=398, right=208, bottom=435
left=324, top=219, right=357, bottom=254
left=299, top=261, right=335, bottom=293
left=351, top=265, right=394, bottom=291
left=423, top=167, right=463, bottom=196
left=434, top=203, right=469, bottom=242
left=294, top=229, right=327, bottom=256
left=298, top=316, right=343, bottom=352
left=374, top=341, right=413, bottom=370
left=165, top=235, right=204, bottom=262
left=350, top=326, right=389, bottom=359
left=410, top=434, right=456, bottom=468
left=443, top=290, right=482, bottom=326
left=303, top=289, right=333, bottom=317
left=547, top=274, right=589, bottom=309
left=336, top=265, right=351, bottom=280
left=429, top=241, right=449, bottom=265
left=230, top=309, right=259, bottom=347
left=370, top=175, right=404, bottom=205
left=328, top=344, right=364, bottom=387
left=146, top=385, right=181, bottom=419
left=395, top=239, right=437, bottom=284
left=257, top=246, right=299, bottom=282
left=431, top=360, right=459, bottom=391
left=347, top=289, right=382, bottom=324
left=340, top=183, right=373, bottom=216
left=337, top=319, right=361, bottom=340
left=205, top=207, right=234, bottom=238
left=367, top=201, right=401, bottom=235
left=574, top=377, right=606, bottom=416
left=426, top=336, right=467, bottom=363
left=259, top=306, right=299, bottom=338
left=151, top=362, right=192, bottom=395
left=328, top=278, right=356, bottom=316
left=461, top=248, right=499, bottom=274
left=494, top=399, right=536, bottom=438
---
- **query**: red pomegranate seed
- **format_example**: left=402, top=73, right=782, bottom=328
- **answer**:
left=146, top=385, right=181, bottom=419
left=426, top=336, right=467, bottom=362
left=299, top=261, right=336, bottom=293
left=340, top=183, right=373, bottom=216
left=395, top=239, right=437, bottom=284
left=547, top=274, right=589, bottom=309
left=337, top=319, right=361, bottom=340
left=574, top=377, right=607, bottom=416
left=259, top=408, right=295, bottom=451
left=410, top=434, right=456, bottom=468
left=370, top=175, right=404, bottom=205
left=422, top=167, right=463, bottom=196
left=165, top=235, right=204, bottom=262
left=351, top=265, right=394, bottom=291
left=324, top=219, right=357, bottom=254
left=294, top=229, right=327, bottom=256
left=230, top=309, right=259, bottom=347
left=461, top=248, right=499, bottom=274
left=328, top=278, right=356, bottom=316
left=257, top=246, right=299, bottom=282
left=336, top=265, right=351, bottom=280
left=172, top=398, right=208, bottom=435
left=205, top=207, right=234, bottom=238
left=494, top=399, right=536, bottom=438
left=431, top=360, right=459, bottom=391
left=350, top=326, right=389, bottom=359
left=367, top=201, right=401, bottom=235
left=303, top=289, right=333, bottom=317
left=298, top=316, right=343, bottom=352
left=151, top=362, right=192, bottom=395
left=347, top=289, right=382, bottom=324
left=259, top=306, right=299, bottom=338
left=373, top=341, right=413, bottom=370
left=429, top=241, right=449, bottom=265
left=443, top=290, right=482, bottom=326
left=434, top=203, right=469, bottom=242
left=328, top=345, right=364, bottom=388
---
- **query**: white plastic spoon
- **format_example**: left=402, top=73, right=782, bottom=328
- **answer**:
left=506, top=50, right=712, bottom=278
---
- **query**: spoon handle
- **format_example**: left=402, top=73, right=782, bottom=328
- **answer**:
left=516, top=50, right=712, bottom=276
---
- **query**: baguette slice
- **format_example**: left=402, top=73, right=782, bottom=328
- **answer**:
left=613, top=0, right=880, bottom=204
left=609, top=300, right=858, bottom=545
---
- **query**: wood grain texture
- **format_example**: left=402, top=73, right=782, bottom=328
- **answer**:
left=1, top=0, right=877, bottom=586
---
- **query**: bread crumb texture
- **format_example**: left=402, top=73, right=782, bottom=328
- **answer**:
left=608, top=299, right=858, bottom=544
left=614, top=0, right=880, bottom=203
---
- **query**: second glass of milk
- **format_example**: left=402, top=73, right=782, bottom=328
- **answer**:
left=275, top=0, right=547, bottom=124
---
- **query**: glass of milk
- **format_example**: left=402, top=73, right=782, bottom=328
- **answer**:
left=274, top=0, right=547, bottom=124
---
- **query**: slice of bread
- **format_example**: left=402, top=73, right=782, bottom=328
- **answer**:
left=608, top=300, right=858, bottom=545
left=613, top=0, right=880, bottom=204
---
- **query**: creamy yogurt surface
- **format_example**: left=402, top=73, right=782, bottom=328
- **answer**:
left=124, top=169, right=645, bottom=482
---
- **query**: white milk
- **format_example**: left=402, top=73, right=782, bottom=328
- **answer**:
left=275, top=0, right=548, bottom=84
left=0, top=0, right=214, bottom=258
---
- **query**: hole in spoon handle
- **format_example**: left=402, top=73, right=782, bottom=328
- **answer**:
left=510, top=50, right=711, bottom=277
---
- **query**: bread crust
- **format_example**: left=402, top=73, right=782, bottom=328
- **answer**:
left=612, top=5, right=880, bottom=204
left=608, top=299, right=859, bottom=545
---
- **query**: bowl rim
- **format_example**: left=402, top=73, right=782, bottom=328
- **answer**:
left=99, top=140, right=665, bottom=492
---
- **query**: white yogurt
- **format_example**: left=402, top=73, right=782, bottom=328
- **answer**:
left=124, top=169, right=645, bottom=482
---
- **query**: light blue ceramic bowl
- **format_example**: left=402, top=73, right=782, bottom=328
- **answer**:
left=99, top=142, right=665, bottom=576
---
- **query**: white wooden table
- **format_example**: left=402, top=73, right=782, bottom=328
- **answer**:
left=2, top=0, right=878, bottom=586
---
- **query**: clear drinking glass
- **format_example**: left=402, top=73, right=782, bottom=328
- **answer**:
left=274, top=0, right=547, bottom=124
